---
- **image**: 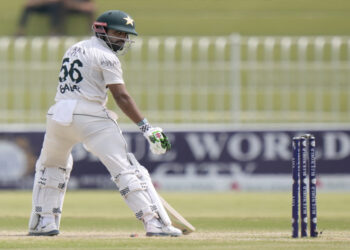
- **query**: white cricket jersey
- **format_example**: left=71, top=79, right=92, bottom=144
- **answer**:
left=55, top=36, right=124, bottom=107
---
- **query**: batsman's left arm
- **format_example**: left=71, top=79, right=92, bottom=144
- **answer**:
left=108, top=83, right=145, bottom=123
left=108, top=83, right=171, bottom=154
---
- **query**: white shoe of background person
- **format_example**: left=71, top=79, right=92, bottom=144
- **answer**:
left=28, top=221, right=59, bottom=236
left=145, top=218, right=182, bottom=237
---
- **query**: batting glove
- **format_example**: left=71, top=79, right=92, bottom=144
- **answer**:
left=144, top=127, right=171, bottom=154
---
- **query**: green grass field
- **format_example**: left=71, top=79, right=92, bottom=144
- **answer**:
left=1, top=0, right=350, bottom=36
left=0, top=191, right=349, bottom=249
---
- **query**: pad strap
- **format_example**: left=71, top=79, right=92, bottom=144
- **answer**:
left=136, top=204, right=158, bottom=220
left=38, top=176, right=66, bottom=190
left=119, top=181, right=147, bottom=197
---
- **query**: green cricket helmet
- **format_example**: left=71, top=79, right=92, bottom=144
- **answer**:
left=93, top=10, right=137, bottom=54
left=94, top=10, right=137, bottom=36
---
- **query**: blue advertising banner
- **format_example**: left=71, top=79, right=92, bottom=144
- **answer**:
left=0, top=127, right=350, bottom=190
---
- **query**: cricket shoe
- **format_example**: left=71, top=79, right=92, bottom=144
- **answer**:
left=145, top=218, right=182, bottom=237
left=28, top=222, right=59, bottom=236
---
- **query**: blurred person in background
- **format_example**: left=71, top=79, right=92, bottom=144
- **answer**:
left=15, top=0, right=95, bottom=36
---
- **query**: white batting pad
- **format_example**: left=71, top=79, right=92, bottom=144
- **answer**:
left=127, top=153, right=172, bottom=226
left=29, top=154, right=72, bottom=231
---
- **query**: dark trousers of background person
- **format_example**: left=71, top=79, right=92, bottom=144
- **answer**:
left=17, top=2, right=64, bottom=36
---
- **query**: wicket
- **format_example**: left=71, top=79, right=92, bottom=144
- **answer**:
left=292, top=134, right=318, bottom=238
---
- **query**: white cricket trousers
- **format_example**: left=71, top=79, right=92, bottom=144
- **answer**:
left=40, top=112, right=131, bottom=177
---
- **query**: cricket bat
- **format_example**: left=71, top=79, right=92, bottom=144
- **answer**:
left=159, top=196, right=196, bottom=235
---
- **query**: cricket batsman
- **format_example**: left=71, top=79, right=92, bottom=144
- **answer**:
left=28, top=10, right=182, bottom=237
